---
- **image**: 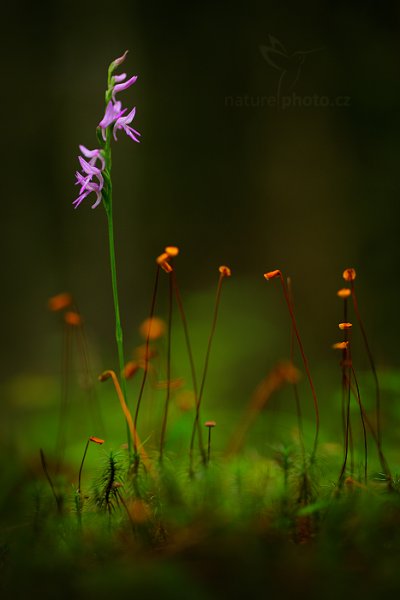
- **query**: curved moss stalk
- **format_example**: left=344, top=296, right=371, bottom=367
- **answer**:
left=264, top=270, right=320, bottom=462
left=189, top=267, right=230, bottom=473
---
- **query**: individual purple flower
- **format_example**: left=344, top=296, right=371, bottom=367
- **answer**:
left=99, top=101, right=126, bottom=140
left=78, top=156, right=104, bottom=190
left=79, top=144, right=105, bottom=170
left=73, top=148, right=105, bottom=209
left=73, top=180, right=103, bottom=210
left=113, top=107, right=141, bottom=143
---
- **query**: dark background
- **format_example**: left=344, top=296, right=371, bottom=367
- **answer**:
left=2, top=1, right=400, bottom=405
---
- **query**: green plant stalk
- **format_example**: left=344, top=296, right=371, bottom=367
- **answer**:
left=102, top=126, right=131, bottom=456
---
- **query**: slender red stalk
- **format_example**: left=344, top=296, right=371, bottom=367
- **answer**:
left=337, top=344, right=352, bottom=485
left=77, top=438, right=91, bottom=494
left=40, top=449, right=62, bottom=513
left=159, top=273, right=173, bottom=462
left=349, top=279, right=382, bottom=447
left=345, top=372, right=391, bottom=483
left=171, top=270, right=206, bottom=463
left=265, top=271, right=320, bottom=461
left=134, top=265, right=160, bottom=456
left=287, top=278, right=306, bottom=462
left=189, top=268, right=230, bottom=472
left=351, top=367, right=368, bottom=484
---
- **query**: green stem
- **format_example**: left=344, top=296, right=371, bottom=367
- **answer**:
left=103, top=130, right=131, bottom=456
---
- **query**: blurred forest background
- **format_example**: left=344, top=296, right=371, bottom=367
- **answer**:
left=2, top=1, right=400, bottom=435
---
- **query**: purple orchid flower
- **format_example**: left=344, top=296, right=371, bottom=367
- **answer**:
left=73, top=148, right=105, bottom=209
left=73, top=180, right=103, bottom=209
left=99, top=101, right=127, bottom=140
left=78, top=156, right=104, bottom=190
left=79, top=144, right=105, bottom=170
left=113, top=107, right=141, bottom=143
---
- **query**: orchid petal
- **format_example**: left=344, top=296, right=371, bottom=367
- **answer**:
left=79, top=145, right=98, bottom=158
left=79, top=145, right=105, bottom=171
left=125, top=126, right=141, bottom=143
left=112, top=122, right=120, bottom=141
left=118, top=106, right=136, bottom=125
left=113, top=73, right=127, bottom=83
left=79, top=156, right=101, bottom=176
left=112, top=75, right=138, bottom=100
left=91, top=189, right=103, bottom=209
left=95, top=171, right=104, bottom=190
left=99, top=101, right=117, bottom=129
left=73, top=190, right=90, bottom=208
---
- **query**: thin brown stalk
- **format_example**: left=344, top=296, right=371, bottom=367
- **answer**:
left=338, top=354, right=352, bottom=485
left=189, top=270, right=228, bottom=472
left=351, top=367, right=368, bottom=484
left=40, top=449, right=62, bottom=513
left=287, top=278, right=306, bottom=462
left=171, top=269, right=206, bottom=463
left=159, top=274, right=173, bottom=462
left=350, top=280, right=382, bottom=447
left=134, top=265, right=160, bottom=455
left=265, top=271, right=320, bottom=461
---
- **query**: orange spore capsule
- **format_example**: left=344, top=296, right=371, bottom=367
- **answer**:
left=89, top=436, right=105, bottom=445
left=123, top=361, right=139, bottom=379
left=48, top=292, right=72, bottom=312
left=160, top=261, right=173, bottom=273
left=64, top=311, right=82, bottom=326
left=165, top=246, right=179, bottom=257
left=219, top=265, right=231, bottom=277
left=337, top=288, right=351, bottom=299
left=332, top=341, right=349, bottom=350
left=139, top=317, right=166, bottom=340
left=343, top=268, right=356, bottom=282
left=204, top=420, right=216, bottom=428
left=264, top=270, right=281, bottom=280
left=98, top=371, right=112, bottom=382
left=156, top=252, right=170, bottom=265
left=339, top=322, right=353, bottom=330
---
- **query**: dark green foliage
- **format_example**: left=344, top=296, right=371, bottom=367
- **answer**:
left=91, top=451, right=125, bottom=514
